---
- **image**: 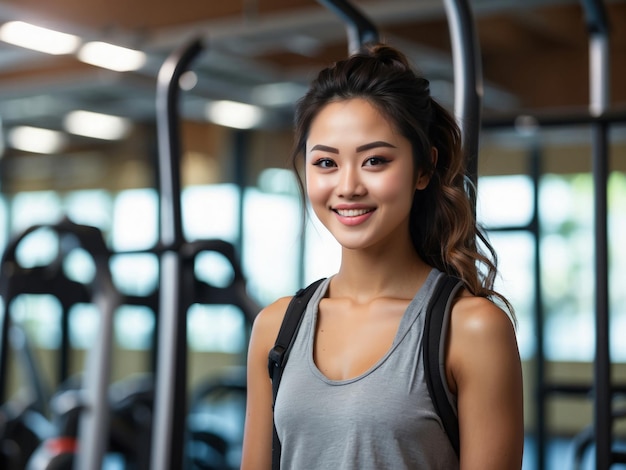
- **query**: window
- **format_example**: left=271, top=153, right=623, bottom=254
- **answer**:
left=111, top=188, right=158, bottom=251
left=539, top=173, right=626, bottom=361
left=241, top=187, right=301, bottom=306
left=477, top=171, right=626, bottom=362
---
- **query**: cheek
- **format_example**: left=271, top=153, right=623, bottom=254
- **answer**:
left=305, top=172, right=329, bottom=206
left=368, top=171, right=415, bottom=202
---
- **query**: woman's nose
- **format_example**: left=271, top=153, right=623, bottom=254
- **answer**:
left=337, top=166, right=366, bottom=198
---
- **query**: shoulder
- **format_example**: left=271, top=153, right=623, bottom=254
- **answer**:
left=447, top=291, right=520, bottom=390
left=250, top=296, right=293, bottom=350
left=446, top=291, right=524, bottom=467
left=242, top=296, right=294, bottom=469
left=246, top=296, right=294, bottom=375
left=450, top=293, right=516, bottom=341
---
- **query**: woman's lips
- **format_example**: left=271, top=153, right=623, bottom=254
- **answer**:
left=332, top=207, right=375, bottom=226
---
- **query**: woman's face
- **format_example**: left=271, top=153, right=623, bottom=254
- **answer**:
left=305, top=98, right=430, bottom=252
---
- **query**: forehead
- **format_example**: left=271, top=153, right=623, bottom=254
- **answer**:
left=307, top=98, right=402, bottom=145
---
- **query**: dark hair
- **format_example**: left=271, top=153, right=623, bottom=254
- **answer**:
left=291, top=43, right=513, bottom=316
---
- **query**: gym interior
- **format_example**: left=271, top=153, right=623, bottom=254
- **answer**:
left=0, top=0, right=625, bottom=469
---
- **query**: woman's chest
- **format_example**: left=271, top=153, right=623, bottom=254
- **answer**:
left=313, top=297, right=410, bottom=381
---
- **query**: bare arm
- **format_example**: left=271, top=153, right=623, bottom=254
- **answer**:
left=447, top=295, right=524, bottom=470
left=240, top=297, right=291, bottom=470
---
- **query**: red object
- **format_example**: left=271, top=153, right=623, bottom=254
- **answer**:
left=45, top=437, right=78, bottom=455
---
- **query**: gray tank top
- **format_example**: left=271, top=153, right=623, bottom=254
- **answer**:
left=274, top=268, right=459, bottom=469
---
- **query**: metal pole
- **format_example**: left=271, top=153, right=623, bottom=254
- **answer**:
left=580, top=1, right=611, bottom=468
left=316, top=0, right=379, bottom=54
left=592, top=117, right=611, bottom=470
left=530, top=143, right=547, bottom=470
left=73, top=226, right=120, bottom=470
left=151, top=36, right=206, bottom=470
left=442, top=0, right=483, bottom=211
left=233, top=130, right=248, bottom=259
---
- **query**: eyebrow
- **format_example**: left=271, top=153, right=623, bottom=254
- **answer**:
left=356, top=141, right=397, bottom=152
left=309, top=141, right=397, bottom=154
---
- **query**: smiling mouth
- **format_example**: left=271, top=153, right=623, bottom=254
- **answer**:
left=334, top=208, right=374, bottom=217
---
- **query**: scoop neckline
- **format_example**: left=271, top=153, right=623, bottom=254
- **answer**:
left=307, top=268, right=438, bottom=385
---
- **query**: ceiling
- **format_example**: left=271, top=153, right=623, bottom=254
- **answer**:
left=0, top=0, right=625, bottom=148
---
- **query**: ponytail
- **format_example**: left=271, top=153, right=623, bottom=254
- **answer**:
left=412, top=98, right=514, bottom=317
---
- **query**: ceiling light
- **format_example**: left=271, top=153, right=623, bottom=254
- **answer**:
left=0, top=21, right=80, bottom=55
left=205, top=100, right=264, bottom=129
left=64, top=110, right=132, bottom=140
left=78, top=41, right=146, bottom=72
left=8, top=126, right=67, bottom=154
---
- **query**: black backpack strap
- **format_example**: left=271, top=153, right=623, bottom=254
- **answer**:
left=423, top=274, right=463, bottom=458
left=268, top=278, right=326, bottom=470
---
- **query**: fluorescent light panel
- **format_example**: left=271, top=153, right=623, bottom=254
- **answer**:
left=0, top=21, right=80, bottom=55
left=78, top=41, right=146, bottom=72
left=205, top=100, right=264, bottom=129
left=8, top=126, right=67, bottom=154
left=64, top=110, right=131, bottom=140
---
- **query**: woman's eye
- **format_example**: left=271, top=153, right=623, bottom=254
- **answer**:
left=364, top=156, right=389, bottom=166
left=312, top=158, right=336, bottom=168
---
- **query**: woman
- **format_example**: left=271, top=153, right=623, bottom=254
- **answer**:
left=242, top=44, right=523, bottom=469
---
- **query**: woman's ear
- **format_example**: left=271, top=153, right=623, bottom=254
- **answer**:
left=415, top=146, right=438, bottom=190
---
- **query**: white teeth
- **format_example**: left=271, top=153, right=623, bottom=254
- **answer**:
left=336, top=208, right=372, bottom=217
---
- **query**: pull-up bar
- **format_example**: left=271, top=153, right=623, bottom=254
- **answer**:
left=150, top=36, right=206, bottom=470
left=316, top=0, right=378, bottom=54
left=442, top=0, right=483, bottom=205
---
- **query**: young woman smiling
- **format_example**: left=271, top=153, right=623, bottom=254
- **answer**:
left=241, top=44, right=524, bottom=470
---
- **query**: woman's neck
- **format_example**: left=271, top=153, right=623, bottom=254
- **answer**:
left=332, top=241, right=431, bottom=302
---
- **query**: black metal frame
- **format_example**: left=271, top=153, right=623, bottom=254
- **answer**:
left=484, top=2, right=618, bottom=468
left=149, top=35, right=263, bottom=470
left=442, top=0, right=483, bottom=207
left=0, top=219, right=121, bottom=470
left=148, top=0, right=485, bottom=468
left=317, top=0, right=378, bottom=54
left=582, top=2, right=613, bottom=468
left=149, top=36, right=206, bottom=470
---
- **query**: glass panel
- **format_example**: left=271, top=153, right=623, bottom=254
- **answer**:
left=537, top=172, right=626, bottom=362
left=63, top=248, right=96, bottom=284
left=111, top=188, right=158, bottom=251
left=11, top=191, right=62, bottom=233
left=477, top=175, right=534, bottom=228
left=195, top=251, right=236, bottom=289
left=11, top=294, right=62, bottom=349
left=187, top=304, right=246, bottom=353
left=182, top=184, right=240, bottom=242
left=114, top=305, right=155, bottom=350
left=540, top=174, right=592, bottom=232
left=304, top=209, right=340, bottom=284
left=110, top=253, right=159, bottom=297
left=488, top=232, right=535, bottom=360
left=539, top=174, right=594, bottom=361
left=241, top=188, right=300, bottom=305
left=69, top=303, right=100, bottom=350
left=14, top=227, right=59, bottom=268
left=64, top=189, right=113, bottom=234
